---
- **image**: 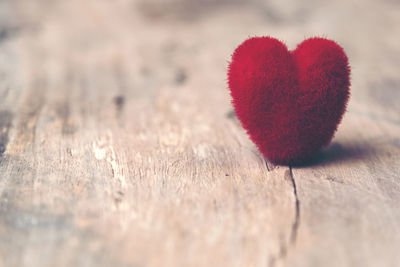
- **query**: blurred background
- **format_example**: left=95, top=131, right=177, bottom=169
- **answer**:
left=2, top=0, right=399, bottom=122
left=0, top=0, right=399, bottom=266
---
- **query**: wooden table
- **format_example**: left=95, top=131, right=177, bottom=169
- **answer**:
left=1, top=0, right=399, bottom=266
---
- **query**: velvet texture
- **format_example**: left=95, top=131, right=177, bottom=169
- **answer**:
left=228, top=37, right=350, bottom=165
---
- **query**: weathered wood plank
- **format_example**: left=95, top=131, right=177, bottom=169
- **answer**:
left=287, top=113, right=400, bottom=267
left=0, top=0, right=399, bottom=266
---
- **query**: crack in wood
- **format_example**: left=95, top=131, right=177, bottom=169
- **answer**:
left=265, top=158, right=270, bottom=172
left=270, top=166, right=301, bottom=267
left=289, top=166, right=300, bottom=244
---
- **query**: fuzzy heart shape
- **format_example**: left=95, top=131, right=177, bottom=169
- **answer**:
left=228, top=37, right=350, bottom=165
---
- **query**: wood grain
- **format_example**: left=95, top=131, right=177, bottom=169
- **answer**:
left=0, top=0, right=399, bottom=266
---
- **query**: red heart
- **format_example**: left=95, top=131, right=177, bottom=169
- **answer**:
left=228, top=37, right=350, bottom=165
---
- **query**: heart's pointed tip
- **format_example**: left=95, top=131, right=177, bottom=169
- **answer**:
left=262, top=149, right=322, bottom=167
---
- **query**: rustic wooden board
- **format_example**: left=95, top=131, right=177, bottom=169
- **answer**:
left=0, top=0, right=399, bottom=266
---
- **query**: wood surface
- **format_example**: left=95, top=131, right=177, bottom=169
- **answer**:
left=0, top=0, right=399, bottom=266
